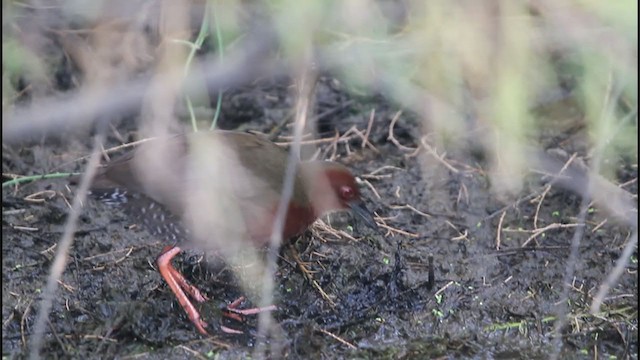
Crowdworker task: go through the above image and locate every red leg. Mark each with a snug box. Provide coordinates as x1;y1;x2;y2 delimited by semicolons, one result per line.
166;265;209;303
157;246;208;335
221;325;244;334
159;246;208;303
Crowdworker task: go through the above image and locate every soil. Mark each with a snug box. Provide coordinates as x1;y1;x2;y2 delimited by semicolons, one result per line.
2;77;638;359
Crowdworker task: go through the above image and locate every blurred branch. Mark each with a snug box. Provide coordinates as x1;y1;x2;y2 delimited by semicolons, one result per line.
2;31;280;143
591;230;638;314
535;148;637;229
28;132;105;360
254;49;318;360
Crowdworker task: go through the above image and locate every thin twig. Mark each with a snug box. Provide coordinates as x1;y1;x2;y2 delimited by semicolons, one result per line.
456;182;469;206
313;220;359;243
591;231;638;314
521;223;580;248
389;204;432;218
289;247;336;307
275;135;356;146
434;281;455;297
419;136;459;173
532;185;552;229
378;223;419;238
387;111;416;152
348;125;379;153
362;108;375;149
316;328;357;350
54;137;156;172
359;178;381;199
496;211;506;250
24;190;57;203
590;219;608;233
176;345;208;360
21;299;34;349
365;165;403;176
534;153;578;229
328;130;340;161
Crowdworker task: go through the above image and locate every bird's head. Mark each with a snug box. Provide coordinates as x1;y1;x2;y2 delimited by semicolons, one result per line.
304;161;378;231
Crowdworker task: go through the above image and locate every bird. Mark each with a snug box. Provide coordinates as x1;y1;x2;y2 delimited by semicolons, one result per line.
80;130;378;335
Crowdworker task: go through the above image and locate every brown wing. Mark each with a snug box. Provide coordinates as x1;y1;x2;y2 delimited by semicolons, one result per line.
91;150;140;190
217;131;309;206
90;130;308;219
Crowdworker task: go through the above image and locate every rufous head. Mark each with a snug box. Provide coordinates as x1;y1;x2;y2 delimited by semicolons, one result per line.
303;161;378;230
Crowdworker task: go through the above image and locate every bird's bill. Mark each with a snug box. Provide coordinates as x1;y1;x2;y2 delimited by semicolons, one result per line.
348;200;379;231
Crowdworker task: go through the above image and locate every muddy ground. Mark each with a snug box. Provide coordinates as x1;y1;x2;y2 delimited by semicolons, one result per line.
2;72;638;359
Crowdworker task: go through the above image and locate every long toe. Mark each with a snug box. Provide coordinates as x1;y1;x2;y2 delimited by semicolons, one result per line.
157;246;209;335
223;296;277;323
168;266;209;303
193;317;209;335
220;325;244;334
225;304;278;316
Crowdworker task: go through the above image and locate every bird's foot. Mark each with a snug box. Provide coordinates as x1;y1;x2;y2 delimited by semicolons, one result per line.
157;246;209;335
167;265;209;303
220;296;277;333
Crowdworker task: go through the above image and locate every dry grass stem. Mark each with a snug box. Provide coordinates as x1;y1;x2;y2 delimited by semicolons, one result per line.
419;136;459;173
360;178;381;199
387;111;416;152
316;328;357;350
521;223;581;248
24;190;57;203
389;204;432;219
496;211;507;250
289;247;336;308
362;109;375;150
434;281;455;297
378;223;419;238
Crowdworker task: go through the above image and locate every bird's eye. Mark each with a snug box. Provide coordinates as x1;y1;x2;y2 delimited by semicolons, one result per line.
339;186;355;200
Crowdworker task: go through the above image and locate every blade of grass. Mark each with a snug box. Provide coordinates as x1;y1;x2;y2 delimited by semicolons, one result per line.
209;0;224;131
182;1;211;132
2;172;82;188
